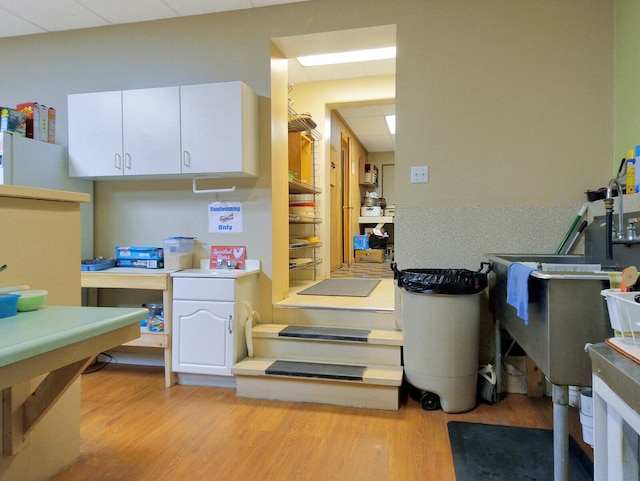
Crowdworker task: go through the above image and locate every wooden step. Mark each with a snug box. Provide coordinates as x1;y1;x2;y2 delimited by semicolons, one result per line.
253;324;402;344
232;357;403;410
272;305;398;330
249;324;403;365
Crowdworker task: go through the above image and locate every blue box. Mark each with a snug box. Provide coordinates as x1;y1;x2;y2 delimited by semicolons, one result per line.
115;246;163;261
354;235;369;250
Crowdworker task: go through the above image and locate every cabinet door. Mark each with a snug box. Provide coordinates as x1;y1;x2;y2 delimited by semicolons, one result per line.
122;86;182;176
172;300;234;376
180;82;258;176
68;90;124;177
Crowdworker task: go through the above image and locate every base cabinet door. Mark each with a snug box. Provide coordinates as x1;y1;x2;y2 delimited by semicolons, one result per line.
172;300;234;376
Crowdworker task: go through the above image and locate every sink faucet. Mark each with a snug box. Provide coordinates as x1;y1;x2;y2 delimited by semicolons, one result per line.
604;178;625;259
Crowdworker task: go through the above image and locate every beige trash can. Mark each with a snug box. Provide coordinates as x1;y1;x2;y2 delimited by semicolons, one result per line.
393;264;488;413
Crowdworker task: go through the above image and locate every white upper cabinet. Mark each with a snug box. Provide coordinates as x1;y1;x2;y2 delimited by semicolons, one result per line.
68;81;258;179
122;86;181;176
180;82;258;177
68;90;124;177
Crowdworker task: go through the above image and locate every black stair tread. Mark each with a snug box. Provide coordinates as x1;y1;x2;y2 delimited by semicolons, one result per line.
278;325;370;342
265;360;366;381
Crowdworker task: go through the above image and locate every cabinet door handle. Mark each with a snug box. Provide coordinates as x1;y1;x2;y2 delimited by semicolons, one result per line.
228;315;233;334
115;153;122;170
124;153;132;170
183;151;191;168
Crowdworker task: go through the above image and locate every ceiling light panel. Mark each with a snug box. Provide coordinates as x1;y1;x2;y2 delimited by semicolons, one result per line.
297;46;396;67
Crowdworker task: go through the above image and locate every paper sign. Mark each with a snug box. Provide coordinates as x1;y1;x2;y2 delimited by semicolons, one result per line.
209;202;243;233
209;246;246;269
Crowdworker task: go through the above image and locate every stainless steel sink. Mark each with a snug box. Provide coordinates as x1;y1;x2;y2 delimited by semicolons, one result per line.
486;253;613;387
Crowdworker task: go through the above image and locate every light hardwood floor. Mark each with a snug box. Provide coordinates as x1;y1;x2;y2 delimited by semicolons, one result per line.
51;364;592;481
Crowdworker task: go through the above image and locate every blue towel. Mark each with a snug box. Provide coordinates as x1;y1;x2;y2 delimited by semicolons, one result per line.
507;262;537;324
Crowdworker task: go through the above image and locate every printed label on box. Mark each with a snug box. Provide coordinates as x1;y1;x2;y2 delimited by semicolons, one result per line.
209;246;246;269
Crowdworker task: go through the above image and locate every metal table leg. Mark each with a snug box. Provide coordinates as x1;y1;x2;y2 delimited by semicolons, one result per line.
552;384;569;481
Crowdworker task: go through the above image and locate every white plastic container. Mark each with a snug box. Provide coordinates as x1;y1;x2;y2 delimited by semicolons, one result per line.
290;202;315;218
580;388;593;447
163;237;195;270
361;206;381;216
601;289;640;343
580;388;593;416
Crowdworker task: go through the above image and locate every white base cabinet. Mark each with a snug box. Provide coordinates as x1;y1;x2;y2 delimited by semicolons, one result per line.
171;268;259;382
172;300;235;376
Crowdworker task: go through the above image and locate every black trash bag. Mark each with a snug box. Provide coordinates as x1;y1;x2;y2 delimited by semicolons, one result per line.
368;233;388;250
391;262;491;295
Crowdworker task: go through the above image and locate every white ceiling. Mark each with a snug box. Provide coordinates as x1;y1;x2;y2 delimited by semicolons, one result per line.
0;0;396;152
0;0;309;37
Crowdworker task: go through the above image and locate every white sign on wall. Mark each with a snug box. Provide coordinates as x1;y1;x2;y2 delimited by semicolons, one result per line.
208;202;243;233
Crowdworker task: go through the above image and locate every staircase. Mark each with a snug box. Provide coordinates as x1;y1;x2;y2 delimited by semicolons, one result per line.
232;280;403;410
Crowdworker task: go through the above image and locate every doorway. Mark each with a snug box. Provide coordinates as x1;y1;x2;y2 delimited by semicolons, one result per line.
271;25;396;290
341;134;351;268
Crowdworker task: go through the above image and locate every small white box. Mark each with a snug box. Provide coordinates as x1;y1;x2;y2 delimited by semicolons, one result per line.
502;355;527;394
361;206;381;216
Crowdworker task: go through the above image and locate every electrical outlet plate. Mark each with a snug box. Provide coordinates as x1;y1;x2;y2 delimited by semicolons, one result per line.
411;166;428;183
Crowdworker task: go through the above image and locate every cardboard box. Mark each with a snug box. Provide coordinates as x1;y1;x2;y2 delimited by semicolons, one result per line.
16;102;40;139
116;258;164;269
47;107;56;144
353;234;369;250
38;104;48;142
0;107;26;136
355;249;384;263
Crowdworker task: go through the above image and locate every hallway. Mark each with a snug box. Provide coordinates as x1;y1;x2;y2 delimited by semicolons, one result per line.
330;259;394;279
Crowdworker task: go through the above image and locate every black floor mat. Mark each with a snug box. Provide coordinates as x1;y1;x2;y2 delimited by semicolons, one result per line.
265;360;366;381
279;325;370;342
448;421;593;481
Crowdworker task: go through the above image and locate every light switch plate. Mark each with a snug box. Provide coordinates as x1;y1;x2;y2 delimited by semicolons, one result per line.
411;166;428;183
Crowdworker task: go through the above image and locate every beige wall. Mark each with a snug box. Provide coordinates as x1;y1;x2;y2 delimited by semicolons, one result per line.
0;0;614;308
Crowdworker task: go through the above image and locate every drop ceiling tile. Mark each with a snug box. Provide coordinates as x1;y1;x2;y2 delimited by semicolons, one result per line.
346;117;390;136
164;0;253;16
78;0;179;23
0;0;108;32
251;0;308;6
360;135;394;153
0;7;47;37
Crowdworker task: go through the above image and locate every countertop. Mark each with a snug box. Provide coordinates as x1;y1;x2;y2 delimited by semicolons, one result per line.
589;342;640;414
171;259;261;279
0;184;90;203
0;305;148;368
